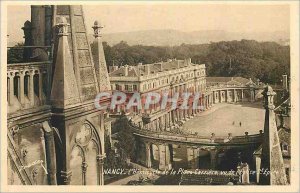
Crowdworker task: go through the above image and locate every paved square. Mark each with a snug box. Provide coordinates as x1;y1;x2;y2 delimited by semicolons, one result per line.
182;103;265;137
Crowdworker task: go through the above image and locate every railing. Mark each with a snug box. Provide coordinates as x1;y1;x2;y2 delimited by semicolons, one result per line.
7;61;51;114
7;132;33;185
130;123;263;145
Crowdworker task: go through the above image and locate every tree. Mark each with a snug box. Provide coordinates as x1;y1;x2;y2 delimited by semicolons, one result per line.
115;113;136;161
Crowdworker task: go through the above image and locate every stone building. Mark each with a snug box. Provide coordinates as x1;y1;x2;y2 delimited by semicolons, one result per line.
109;58;206;114
7;5;111;185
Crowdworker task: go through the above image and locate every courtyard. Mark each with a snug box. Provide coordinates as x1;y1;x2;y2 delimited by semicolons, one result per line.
182;102;265;137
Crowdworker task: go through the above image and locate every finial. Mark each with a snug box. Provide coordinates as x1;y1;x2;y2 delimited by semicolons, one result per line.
56;17;70;36
92;20;104;38
262;85;276;109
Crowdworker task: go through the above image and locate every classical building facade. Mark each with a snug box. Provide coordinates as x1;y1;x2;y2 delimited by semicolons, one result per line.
109;60;290;185
109;59;206;114
7;5;111;185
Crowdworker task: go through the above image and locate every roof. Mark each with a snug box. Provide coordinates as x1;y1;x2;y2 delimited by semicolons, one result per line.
109;65;139;77
109;59;195;77
206;77;253;86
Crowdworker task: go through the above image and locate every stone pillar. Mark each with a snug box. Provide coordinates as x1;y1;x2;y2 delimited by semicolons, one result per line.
39;71;43;103
9;75;14;105
187;147;199;169
29;71;35;106
158;144;171;170
250;89;255;102
81;161;88;185
241;89;244;100
44;5;52;47
145;143;152;168
226;90;229;102
19;73;25;105
164;114;167;130
234;89;237;102
96;155;105;185
165;144;172;170
41;122;58;185
255;155;261;183
210;149;218;170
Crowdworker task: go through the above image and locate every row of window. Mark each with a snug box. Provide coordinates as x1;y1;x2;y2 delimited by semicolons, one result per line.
114;84;138;92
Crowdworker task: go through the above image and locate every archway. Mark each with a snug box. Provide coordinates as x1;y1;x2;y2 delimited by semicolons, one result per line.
69;121;103;185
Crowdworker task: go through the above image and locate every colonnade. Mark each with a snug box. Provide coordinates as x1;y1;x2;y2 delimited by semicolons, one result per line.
7;64;50;113
142;141;219;171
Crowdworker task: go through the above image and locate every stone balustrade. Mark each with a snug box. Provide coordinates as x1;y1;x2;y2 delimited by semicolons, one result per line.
7;61;51;114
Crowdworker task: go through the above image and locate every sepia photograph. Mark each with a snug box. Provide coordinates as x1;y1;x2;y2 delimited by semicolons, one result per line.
1;1;299;192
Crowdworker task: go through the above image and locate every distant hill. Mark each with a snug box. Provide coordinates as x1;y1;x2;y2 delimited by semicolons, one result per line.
88;29;289;46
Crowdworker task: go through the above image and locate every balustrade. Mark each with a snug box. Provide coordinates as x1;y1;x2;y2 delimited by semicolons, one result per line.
7;62;51;113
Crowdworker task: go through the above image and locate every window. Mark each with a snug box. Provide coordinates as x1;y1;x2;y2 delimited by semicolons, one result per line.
128;85;133;92
133;85;138;91
115;84;121;91
125;85;129;91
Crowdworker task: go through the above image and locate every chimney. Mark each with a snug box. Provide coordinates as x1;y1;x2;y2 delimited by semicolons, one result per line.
124;65;129;76
145;65;150;75
282;75;288;90
160;63;163;71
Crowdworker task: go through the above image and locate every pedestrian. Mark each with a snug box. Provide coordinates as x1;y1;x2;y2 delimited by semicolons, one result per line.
232;121;235;125
239;122;242;127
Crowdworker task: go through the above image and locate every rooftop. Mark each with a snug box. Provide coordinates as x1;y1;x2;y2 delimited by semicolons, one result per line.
109;58;203;77
206;77;253;86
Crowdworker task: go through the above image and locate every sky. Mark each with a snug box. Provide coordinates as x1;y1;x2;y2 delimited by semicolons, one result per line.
7;4;290;43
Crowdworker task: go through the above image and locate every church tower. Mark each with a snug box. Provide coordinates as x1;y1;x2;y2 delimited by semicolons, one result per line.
28;5;111;185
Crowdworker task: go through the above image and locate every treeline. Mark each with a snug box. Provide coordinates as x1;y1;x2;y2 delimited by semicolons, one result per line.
94;40;289;84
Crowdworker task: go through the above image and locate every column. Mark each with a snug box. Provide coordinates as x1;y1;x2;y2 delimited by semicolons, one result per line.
212;91;215;104
234;89;237;102
165;144;172;170
29;71;35;106
158;144;166;170
20;73;25;104
39;71;43;103
226;90;229;102
164;114;167;130
9;75;14;105
241;89;244;100
81;161;88;185
187;147;199;169
210;149;218;170
96;155;104;185
145;143;152;168
43;123;57;185
158;144;171;170
219;90;221;103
